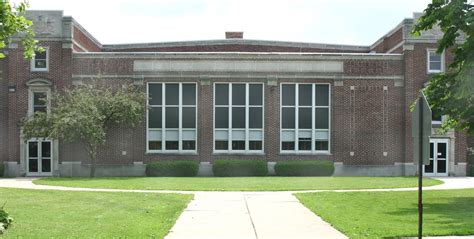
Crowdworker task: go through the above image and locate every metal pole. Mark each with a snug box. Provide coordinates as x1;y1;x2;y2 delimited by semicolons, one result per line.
418;96;423;239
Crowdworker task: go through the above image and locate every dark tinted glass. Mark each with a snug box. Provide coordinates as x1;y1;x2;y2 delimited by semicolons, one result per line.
232;141;245;150
249;107;262;129
149;141;162;150
165;107;179;128
249;84;263;105
28;142;38;157
28;158;38;172
298;108;312;129
182;84;196;105
282;141;295;150
182;107;196;128
298;85;312;106
282;108;295;129
148;107;162;128
149;84;162;105
215;107;229;128
425;159;434;172
215;141;228;150
215;84;229;105
232;107;245;128
41;141;51;158
315;141;329;150
315;85;329;106
298;140;311;150
34;92;47;106
42;158;51;172
430;143;434;158
165;141;179;150
437;160;446;173
282;85;295;106
165;84;179;105
183;141;196;150
315;108;329;129
35;51;47;60
437;143;446;158
232;84;246;105
249;141;262;150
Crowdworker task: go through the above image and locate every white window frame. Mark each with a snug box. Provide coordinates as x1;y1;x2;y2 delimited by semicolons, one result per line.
213;82;265;154
30;47;49;72
427;48;444;73
146;82;198;154
28;88;51;115
280;83;331;155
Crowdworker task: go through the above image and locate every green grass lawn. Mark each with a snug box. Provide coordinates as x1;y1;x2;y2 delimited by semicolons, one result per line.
34;177;442;191
296;189;474;238
0;188;192;238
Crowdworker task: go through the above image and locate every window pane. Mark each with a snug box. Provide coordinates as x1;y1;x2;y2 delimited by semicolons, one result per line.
215;84;229;105
249;141;262;150
149;84;162;105
35;60;47;69
149;141;162;150
28;158;38;172
182;107;196;128
232;107;245;128
298;85;312;106
215;107;229;128
215;141;228;150
429;62;441;71
232;84;246;105
249;107;262;129
430;143;434;158
437;143;447;158
315;108;329;129
315;141;329;150
429;53;441;62
249;84;263;105
232;141;245;150
165;84;179;105
315;85;329;106
282;141;295;150
282;108;295;129
182;84;196;105
165;107;179;128
165;141;179;150
35;51;46;60
437;160;446;173
28;142;38;157
183;140;196;150
298;140;312;150
34;92;47;106
298;108;312;129
148;107;162;128
34;106;47;113
432;110;442;121
41;142;51;158
42;158;51;172
282;85;295;106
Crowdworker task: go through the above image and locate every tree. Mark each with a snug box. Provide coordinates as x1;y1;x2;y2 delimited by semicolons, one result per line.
412;0;474;135
0;0;39;59
21;83;148;177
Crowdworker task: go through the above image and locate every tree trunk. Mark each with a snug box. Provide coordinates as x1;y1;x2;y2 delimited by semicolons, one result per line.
90;152;96;178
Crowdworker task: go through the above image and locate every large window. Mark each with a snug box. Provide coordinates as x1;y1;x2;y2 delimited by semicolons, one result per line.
214;83;264;153
147;83;197;153
31;48;49;72
281;83;330;153
28;89;49;115
427;49;444;73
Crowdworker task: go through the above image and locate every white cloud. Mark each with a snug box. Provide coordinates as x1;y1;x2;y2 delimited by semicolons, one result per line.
23;0;432;45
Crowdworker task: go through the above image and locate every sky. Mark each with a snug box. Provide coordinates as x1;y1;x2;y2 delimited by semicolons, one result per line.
23;0;432;46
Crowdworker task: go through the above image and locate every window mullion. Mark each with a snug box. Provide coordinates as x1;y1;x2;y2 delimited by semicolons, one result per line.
228;84;232;152
295;84;299;153
178;83;183;152
161;83;165;152
311;84;315;153
245;84;249;153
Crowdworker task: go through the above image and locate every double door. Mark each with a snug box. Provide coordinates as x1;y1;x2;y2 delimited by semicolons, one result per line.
27;139;52;176
423;139;449;177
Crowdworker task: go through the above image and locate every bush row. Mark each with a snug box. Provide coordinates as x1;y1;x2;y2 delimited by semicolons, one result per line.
0;164;3;178
469;164;474;177
145;160;334;177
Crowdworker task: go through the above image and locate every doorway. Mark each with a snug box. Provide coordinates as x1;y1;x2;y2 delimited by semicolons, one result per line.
27;139;53;176
423;138;449;177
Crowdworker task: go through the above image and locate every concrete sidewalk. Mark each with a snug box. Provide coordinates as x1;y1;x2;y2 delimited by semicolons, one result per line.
165;192;347;239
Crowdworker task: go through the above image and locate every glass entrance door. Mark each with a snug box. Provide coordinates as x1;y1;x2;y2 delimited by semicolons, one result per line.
27;140;52;176
423;139;449;177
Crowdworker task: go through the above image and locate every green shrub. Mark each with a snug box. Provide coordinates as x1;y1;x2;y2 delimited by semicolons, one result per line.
0;164;3;178
469;164;474;176
146;160;199;177
0;204;13;235
213;160;268;177
274;160;334;176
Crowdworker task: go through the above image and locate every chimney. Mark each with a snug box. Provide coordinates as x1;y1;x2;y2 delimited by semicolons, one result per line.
225;31;243;39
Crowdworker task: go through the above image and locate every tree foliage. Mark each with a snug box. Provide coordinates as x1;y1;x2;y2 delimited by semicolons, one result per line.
412;0;474;134
0;0;39;59
21;83;148;177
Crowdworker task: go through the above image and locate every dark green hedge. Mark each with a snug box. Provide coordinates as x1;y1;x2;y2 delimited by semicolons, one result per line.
274;160;334;176
212;160;268;177
469;164;474;177
0;163;3;177
146;160;199;177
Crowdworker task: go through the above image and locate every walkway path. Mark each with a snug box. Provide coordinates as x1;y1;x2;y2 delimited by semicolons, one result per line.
1;177;473;239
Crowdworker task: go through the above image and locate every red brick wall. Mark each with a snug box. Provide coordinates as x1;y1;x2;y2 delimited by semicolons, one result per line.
371;28;403;53
73;26;101;52
0;60;8;162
